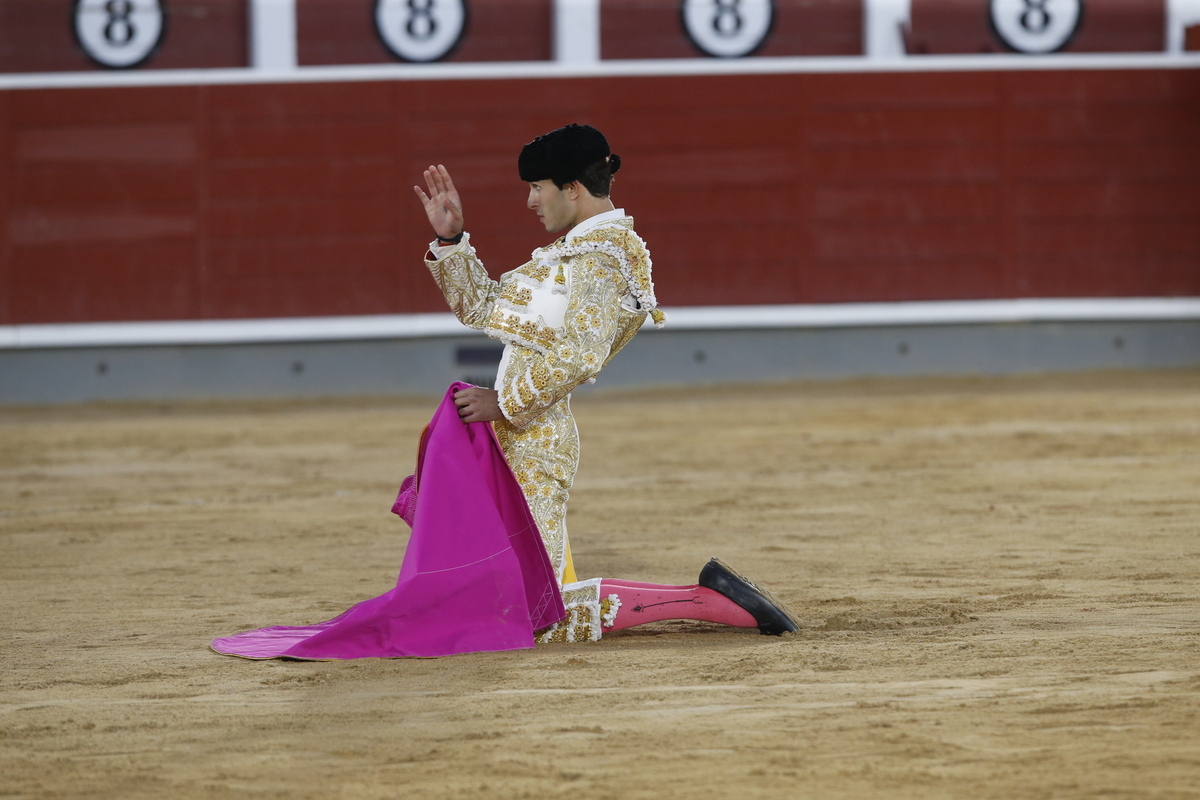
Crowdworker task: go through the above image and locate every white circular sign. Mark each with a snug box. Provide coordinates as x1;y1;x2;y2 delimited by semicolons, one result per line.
73;0;165;69
990;0;1082;54
682;0;774;58
375;0;467;63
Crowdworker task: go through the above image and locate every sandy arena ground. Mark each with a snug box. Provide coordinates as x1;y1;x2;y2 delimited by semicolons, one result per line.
2;370;1199;799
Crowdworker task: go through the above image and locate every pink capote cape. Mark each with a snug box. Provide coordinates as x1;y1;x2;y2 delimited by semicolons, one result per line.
210;383;566;659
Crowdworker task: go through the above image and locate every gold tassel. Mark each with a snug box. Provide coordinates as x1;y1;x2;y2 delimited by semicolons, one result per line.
553;264;567;294
650;308;666;328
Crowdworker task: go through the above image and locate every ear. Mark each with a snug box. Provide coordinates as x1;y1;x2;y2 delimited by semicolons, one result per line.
565;181;582;201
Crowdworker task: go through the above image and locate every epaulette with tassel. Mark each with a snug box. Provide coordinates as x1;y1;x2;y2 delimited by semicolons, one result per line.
537;224;666;328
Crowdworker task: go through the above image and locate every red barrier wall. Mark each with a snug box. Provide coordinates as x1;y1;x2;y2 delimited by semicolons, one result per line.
1;69;1198;325
908;0;1165;54
297;0;552;64
0;0;248;72
601;0;862;59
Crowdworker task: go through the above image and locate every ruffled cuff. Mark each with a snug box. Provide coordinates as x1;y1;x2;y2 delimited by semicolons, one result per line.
426;231;471;261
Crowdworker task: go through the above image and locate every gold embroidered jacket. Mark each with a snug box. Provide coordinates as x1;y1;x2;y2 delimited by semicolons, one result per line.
426;218;655;430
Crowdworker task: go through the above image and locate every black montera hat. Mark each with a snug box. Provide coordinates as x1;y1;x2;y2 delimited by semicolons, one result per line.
518;123;620;185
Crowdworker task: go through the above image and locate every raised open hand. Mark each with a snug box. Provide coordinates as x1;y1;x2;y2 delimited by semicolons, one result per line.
413;164;464;241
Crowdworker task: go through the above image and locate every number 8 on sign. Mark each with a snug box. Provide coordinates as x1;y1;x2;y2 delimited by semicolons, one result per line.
73;0;165;69
989;0;1082;54
375;0;467;62
682;0;774;58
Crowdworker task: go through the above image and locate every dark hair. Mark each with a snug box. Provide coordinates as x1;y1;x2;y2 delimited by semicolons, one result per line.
561;154;622;197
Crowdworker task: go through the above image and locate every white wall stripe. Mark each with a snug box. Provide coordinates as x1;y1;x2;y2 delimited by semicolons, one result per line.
1;52;1198;92
658;298;1200;330
1169;0;1200;53
553;0;601;64
864;0;911;60
5;298;1199;350
249;0;298;71
0;313;464;349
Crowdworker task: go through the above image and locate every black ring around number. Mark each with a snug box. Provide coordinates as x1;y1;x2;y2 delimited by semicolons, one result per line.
987;0;1084;54
70;0;168;70
372;0;470;63
679;0;776;59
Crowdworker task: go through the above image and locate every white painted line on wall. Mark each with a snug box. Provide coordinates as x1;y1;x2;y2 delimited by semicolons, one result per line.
4;298;1199;350
554;0;601;64
249;0;298;71
864;0;911;60
3;313;467;349
1;52;1198;91
1168;0;1200;53
655;298;1200;331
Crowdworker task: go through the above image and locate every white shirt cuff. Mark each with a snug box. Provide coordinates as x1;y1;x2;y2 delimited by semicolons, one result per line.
428;231;469;259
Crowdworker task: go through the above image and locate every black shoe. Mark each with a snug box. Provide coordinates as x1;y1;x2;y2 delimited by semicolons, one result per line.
699;558;798;636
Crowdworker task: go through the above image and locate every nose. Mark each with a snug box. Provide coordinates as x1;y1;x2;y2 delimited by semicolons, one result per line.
526;188;537;210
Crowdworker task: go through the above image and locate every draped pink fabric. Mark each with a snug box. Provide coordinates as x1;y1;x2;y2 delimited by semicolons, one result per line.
211;383;566;659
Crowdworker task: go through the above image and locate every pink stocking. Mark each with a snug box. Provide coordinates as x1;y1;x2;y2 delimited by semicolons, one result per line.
599;579;756;632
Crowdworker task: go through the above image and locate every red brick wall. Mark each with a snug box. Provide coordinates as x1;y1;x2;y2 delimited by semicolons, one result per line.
0;0;248;72
297;0;552;65
907;0;1165;54
1186;24;1200;50
2;68;1198;325
0;90;9;324
601;0;862;59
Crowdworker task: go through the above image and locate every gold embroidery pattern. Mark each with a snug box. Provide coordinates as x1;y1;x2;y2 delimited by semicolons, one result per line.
496;281;535;311
529;359;551;391
493;401;578;584
497;251;639;431
498;284;533;308
425;240;499;330
535;580;602;644
520;258;553;283
605;314;644;368
543;222;664;327
485;310;558;354
600;595;621;628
